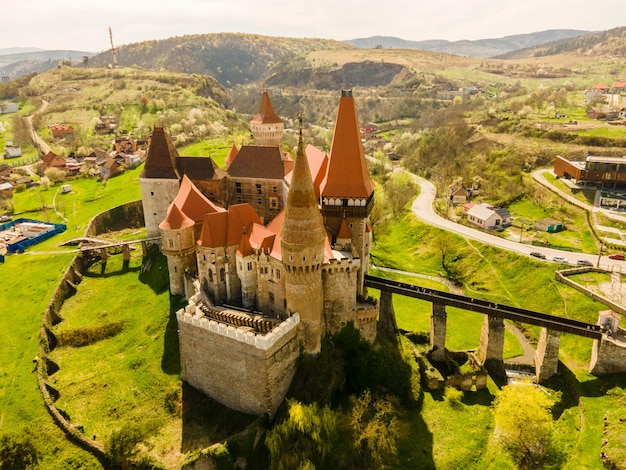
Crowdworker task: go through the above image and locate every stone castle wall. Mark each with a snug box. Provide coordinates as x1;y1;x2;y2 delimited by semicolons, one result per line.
589;331;626;375
177;307;300;416
84;200;144;238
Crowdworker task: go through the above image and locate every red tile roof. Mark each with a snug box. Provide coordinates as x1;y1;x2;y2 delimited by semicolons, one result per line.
172;175;224;223
197;203;261;248
337;218;351;239
321;90;375;199
250;91;283;124
159;202;194;230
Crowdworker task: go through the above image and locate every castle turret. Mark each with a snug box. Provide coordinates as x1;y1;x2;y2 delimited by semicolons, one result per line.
250;91;284;149
281;118;326;354
320;90;375;294
140;127;181;238
159;203;196;296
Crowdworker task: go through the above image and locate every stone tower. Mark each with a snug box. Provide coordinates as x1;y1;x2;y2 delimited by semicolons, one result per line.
159;203;196;296
139;127;181;238
250;91;284;149
281;118;326;354
320;89;375;295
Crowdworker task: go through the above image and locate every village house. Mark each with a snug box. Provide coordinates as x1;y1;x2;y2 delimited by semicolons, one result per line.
0;182;14;198
49;124;75;140
0;103;19;114
4;141;22;159
99;158;122;179
466;204;510;230
449;183;470;205
41;151;67;170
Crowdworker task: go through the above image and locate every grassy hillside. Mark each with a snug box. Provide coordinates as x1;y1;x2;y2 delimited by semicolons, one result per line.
89;33;353;88
22;66;244;155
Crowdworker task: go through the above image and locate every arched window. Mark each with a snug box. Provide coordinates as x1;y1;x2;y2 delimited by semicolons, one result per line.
220;268;225;283
208;269;213;283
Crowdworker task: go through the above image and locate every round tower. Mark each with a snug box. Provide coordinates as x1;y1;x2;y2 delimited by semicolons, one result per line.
250;91;284;149
281;117;326;354
159;204;196;295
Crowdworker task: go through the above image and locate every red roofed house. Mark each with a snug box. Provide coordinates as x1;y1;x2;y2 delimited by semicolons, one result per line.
49;124;75;140
41;151;67;169
141;90;379;416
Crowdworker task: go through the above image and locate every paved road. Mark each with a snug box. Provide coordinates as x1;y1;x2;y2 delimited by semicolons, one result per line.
409;175;618;270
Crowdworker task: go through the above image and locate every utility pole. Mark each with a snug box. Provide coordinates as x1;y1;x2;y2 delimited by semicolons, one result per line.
109;27;118;68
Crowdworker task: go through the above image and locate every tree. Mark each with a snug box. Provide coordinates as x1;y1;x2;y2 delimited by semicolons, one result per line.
44;167;66;183
0;432;38;470
349;389;400;467
265;399;338;470
492;383;558;469
106;423;147;470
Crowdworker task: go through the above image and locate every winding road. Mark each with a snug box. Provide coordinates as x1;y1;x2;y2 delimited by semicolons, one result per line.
410;175;618;270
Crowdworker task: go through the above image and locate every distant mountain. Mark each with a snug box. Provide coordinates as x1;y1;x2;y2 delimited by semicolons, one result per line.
0;50;96;79
347;29;593;58
0;47;45;56
497;26;626;59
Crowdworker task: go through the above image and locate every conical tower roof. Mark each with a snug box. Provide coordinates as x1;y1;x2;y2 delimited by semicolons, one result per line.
141;126;179;179
250;91;282;124
281;119;326;247
321;90;374;199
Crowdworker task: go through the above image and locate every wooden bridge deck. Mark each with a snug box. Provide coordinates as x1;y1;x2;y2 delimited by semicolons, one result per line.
364;274;602;339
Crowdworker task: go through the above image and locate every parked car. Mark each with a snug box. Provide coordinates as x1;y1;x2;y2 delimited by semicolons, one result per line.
576;259;593;266
609;253;625;261
0;215;11;223
553;256;569;264
530;251;546;259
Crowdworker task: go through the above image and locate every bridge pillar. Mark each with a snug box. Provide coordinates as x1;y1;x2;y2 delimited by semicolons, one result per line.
122;244;131;262
535;328;560;382
100;248;108;263
141;240;148;257
378;291;398;335
430;303;447;362
479;316;506;378
590;333;626;375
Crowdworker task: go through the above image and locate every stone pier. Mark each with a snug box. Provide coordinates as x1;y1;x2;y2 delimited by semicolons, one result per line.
479;315;505;378
430;303;447;362
535;328;560;382
378;291;398;335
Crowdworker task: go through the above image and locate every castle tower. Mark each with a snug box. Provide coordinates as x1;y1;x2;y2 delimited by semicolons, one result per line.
159;203;196;296
250;91;284;149
320;90;375;295
139;127;181;238
281;117;326;354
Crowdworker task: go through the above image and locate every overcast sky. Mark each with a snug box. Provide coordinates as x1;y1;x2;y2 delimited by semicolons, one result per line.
2;0;624;52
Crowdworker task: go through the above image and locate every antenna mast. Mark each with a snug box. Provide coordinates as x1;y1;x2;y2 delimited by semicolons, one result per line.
108;27;118;67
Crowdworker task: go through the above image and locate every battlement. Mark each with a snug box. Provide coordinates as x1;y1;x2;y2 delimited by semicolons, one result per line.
176;304;300;352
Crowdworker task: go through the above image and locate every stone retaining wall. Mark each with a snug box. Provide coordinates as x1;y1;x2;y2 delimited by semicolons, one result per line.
36;202;144;464
556;267;626;316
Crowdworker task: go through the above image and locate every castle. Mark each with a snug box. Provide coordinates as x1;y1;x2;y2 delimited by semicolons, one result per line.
140;90;379;415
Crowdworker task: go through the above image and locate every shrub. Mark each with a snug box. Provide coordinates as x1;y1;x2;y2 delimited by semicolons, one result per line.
444;387;464;407
0;432;38;470
44;167;66;183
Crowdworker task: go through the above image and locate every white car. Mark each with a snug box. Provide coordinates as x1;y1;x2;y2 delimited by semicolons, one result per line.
553;256;569;264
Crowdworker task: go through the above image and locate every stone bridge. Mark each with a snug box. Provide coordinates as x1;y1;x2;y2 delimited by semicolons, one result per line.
364;274;617;382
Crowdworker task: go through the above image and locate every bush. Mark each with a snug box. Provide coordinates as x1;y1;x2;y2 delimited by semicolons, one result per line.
0;432;38;470
44;167;66;183
444;387;464;407
106;423;147;469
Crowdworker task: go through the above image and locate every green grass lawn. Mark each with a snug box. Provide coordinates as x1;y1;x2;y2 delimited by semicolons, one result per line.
177;134;247;169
